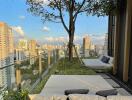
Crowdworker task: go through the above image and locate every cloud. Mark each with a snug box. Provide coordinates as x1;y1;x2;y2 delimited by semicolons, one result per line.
71;34;106;45
44;37;54;41
42;26;50;32
42;35;82;44
74;35;82;41
42;36;68;45
12;26;25;36
41;33;106;45
19;16;26;20
90;34;106;45
44;36;67;42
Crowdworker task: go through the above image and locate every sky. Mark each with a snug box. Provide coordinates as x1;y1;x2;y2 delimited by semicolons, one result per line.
0;0;108;45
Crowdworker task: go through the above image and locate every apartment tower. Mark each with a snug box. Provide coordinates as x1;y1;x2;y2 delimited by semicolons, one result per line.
0;22;15;89
28;40;37;56
83;36;92;57
28;40;37;65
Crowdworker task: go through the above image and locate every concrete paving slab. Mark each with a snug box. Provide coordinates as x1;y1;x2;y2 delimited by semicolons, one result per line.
105;79;120;88
97;73;111;79
116;88;131;96
40;75;113;96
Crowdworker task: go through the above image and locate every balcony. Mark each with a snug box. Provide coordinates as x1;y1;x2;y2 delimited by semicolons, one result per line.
0;0;132;99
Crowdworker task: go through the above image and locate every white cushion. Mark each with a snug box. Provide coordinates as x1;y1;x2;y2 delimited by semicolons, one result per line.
107;96;132;100
53;95;67;100
109;57;113;64
68;94;106;100
29;94;67;100
29;94;53;100
82;59;112;69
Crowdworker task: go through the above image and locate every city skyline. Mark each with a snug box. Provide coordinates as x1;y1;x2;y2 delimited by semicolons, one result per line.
0;0;108;45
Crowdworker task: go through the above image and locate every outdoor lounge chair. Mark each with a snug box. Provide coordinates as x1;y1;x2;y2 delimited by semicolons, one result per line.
82;55;113;70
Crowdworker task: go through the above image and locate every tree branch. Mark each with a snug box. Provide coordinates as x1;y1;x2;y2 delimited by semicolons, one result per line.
73;0;86;20
62;0;70;12
54;0;69;34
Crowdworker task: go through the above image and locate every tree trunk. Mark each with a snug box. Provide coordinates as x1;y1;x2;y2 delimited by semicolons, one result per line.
68;5;75;61
68;34;74;61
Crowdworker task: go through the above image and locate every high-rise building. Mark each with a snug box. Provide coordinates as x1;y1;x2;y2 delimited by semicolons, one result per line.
83;36;91;50
83;35;92;57
95;45;104;56
90;44;95;50
28;40;37;56
28;40;37;65
15;39;29;62
15;48;29;62
0;22;15;89
18;39;28;50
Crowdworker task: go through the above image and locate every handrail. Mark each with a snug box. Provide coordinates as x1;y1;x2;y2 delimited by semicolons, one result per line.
0;64;14;70
0;49;58;94
0;52;47;70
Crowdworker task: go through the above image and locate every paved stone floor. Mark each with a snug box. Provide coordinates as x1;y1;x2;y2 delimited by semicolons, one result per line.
40;75;113;96
40;74;132;96
98;73;132;96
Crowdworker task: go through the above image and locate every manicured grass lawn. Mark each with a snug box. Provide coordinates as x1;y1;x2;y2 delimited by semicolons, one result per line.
31;58;96;94
56;58;96;75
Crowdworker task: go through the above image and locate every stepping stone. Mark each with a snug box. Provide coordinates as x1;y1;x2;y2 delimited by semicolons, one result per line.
116;88;132;96
105;79;120;88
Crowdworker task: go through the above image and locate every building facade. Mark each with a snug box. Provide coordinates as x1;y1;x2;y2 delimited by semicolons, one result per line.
18;39;28;50
28;40;37;65
0;22;15;89
28;40;37;57
83;36;92;57
15;48;29;62
14;39;29;62
83;36;91;50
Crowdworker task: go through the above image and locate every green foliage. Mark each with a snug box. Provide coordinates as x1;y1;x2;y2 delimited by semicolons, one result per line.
26;0;117;22
15;60;30;69
3;89;29;100
21;60;30;66
92;0;118;16
31;75;50;94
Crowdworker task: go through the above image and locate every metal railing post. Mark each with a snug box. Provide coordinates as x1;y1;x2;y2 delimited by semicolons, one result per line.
16;68;21;91
48;50;51;68
39;54;42;75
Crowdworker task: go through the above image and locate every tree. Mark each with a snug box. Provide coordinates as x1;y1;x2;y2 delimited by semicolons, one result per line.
26;0;116;61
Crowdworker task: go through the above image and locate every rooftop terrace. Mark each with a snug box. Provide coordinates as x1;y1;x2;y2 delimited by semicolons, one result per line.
0;50;132;100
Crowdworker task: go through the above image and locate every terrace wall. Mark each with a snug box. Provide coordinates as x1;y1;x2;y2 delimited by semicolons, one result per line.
116;0;126;80
108;0;132;87
128;15;132;87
